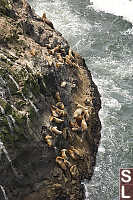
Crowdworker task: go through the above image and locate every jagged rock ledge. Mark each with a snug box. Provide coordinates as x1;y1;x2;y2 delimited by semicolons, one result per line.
0;0;101;199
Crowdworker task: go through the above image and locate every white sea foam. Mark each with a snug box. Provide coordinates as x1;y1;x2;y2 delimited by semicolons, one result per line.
8;74;19;90
81;181;90;199
0;185;8;200
29;100;39;113
91;0;133;24
6;115;16;134
98;146;105;153
0;105;5;115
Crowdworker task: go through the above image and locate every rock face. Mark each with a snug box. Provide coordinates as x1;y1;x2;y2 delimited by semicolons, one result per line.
0;0;101;199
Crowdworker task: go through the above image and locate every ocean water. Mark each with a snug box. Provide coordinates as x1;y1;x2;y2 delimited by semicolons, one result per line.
28;0;133;199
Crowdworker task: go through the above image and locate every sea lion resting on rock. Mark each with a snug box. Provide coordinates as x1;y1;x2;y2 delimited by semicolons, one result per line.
55;92;61;102
56;156;71;170
61;149;67;159
45;135;53;147
50;126;62;135
50;116;64;124
70;165;79;177
56;102;64;110
51;105;67;117
42;13;54;29
56;156;67;170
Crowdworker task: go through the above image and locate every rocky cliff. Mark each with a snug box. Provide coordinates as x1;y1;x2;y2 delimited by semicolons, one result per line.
0;0;101;199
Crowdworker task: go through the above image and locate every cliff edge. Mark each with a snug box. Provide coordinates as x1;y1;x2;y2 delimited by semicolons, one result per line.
0;0;101;199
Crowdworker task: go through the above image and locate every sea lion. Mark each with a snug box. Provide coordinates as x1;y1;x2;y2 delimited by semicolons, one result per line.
49;45;61;55
81;117;88;131
73;51;81;59
45;135;52;140
51;105;57;110
56;108;67;117
84;110;90;121
76;103;88;111
51;105;67;117
50;126;62;135
42;13;47;21
64;159;72;168
49;115;54;122
71;146;83;157
73;108;84;125
73;108;84;119
61;149;67;159
71;127;81;132
70;120;82;132
45;135;52;147
69;120;80;129
68;149;77;160
70;165;79;177
56;156;67;170
68;48;74;59
45;55;53;66
58;109;67;117
55;92;61;102
56;53;64;63
50;116;64;124
56;62;63;68
30;48;36;56
65;55;73;66
42;13;54;29
51;107;59;117
72;62;79;69
53;45;61;53
56;102;64;110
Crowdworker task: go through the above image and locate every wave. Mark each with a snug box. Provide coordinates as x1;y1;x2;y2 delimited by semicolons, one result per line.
91;0;133;24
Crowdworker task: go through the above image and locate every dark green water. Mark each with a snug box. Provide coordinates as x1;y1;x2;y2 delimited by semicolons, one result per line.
28;1;133;199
